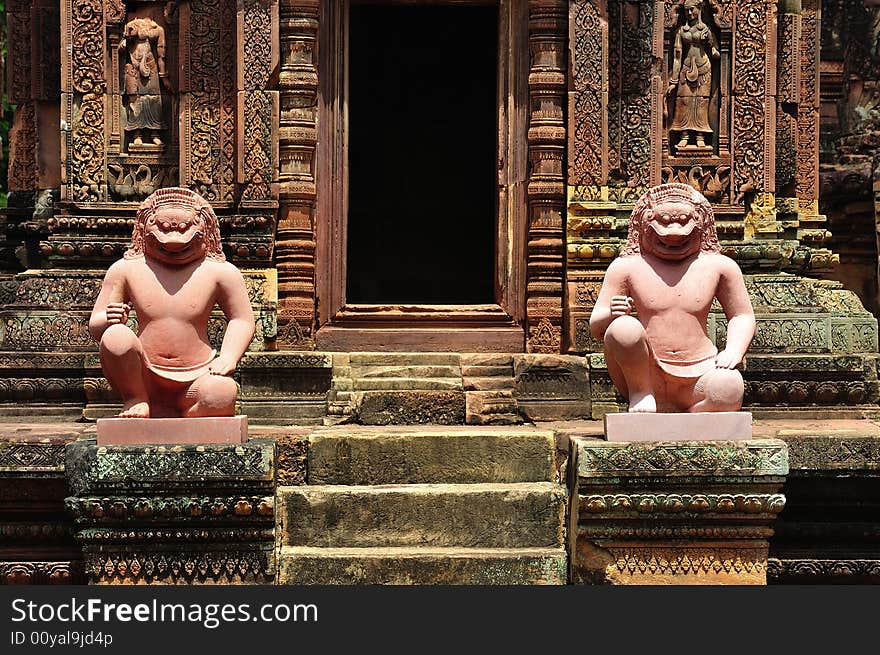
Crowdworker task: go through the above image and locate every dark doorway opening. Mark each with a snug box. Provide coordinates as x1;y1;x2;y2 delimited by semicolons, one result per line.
346;4;498;304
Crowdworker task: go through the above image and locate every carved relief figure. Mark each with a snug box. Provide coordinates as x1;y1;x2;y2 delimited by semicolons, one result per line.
119;17;170;150
589;184;755;413
666;0;720;151
89;188;255;418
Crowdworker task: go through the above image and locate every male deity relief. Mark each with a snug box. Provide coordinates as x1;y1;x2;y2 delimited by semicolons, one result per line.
589;184;755;413
89;188;255;418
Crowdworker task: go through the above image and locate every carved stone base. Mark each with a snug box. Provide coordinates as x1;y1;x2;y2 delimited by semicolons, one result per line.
604;412;752;441
66;438;275;585
96;416;248;445
570;438;788;585
124;142;165;155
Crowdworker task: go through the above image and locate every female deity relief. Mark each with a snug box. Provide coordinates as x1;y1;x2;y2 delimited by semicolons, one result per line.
119;17;171;151
666;0;720;152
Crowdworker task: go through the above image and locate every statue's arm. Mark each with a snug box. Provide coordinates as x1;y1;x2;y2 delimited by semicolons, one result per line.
211;265;256;376
589;258;631;342
715;257;756;368
88;260;131;342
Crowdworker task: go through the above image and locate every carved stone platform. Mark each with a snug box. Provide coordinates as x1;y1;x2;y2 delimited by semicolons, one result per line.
570;438;788;585
66;438;276;585
604;412;752;441
96;416;248;445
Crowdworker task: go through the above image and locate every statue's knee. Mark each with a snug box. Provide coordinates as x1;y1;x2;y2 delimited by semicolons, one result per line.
193;376;238;414
100;324;139;358
604;315;646;352
703;368;744;409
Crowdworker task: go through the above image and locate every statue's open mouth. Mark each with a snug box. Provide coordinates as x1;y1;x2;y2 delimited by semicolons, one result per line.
146;230;204;260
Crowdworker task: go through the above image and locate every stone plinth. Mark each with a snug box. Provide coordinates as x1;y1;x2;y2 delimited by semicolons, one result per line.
769;429;880;584
0;424;86;584
604;412;752;441
570;438;788;585
96;416;248;445
65;438;275;585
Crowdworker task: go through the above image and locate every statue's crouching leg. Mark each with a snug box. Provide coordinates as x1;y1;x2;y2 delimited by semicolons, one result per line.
689;368;744;412
604;315;656;413
100;324;150;418
183;375;238;418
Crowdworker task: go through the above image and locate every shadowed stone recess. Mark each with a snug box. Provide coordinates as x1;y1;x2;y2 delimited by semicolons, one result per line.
357;391;466;425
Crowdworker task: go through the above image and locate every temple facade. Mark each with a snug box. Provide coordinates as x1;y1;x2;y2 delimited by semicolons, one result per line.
1;0;879;586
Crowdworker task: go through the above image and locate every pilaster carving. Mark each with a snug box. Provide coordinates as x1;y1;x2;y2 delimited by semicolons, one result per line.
568;0;607;189
238;0;280;206
275;0;319;348
796;0;820;215
180;0;235;204
732;0;776;198
526;0;567;353
62;0;106;203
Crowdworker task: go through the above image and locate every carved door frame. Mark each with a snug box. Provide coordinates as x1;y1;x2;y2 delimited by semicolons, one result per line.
314;0;530;352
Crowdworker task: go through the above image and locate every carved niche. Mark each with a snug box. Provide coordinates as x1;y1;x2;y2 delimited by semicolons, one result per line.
55;0;279;269
662;0;731;204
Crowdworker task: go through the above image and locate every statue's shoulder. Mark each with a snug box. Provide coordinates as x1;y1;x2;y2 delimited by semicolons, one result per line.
106;256;141;276
205;258;247;281
701;252;743;275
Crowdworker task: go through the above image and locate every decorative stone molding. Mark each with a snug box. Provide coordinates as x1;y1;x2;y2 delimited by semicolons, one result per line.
571;438;788;584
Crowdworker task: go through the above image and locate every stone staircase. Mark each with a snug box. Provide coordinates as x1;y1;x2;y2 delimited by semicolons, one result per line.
277;426;568;584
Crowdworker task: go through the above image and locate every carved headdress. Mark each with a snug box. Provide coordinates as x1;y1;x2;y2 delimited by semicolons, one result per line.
125;187;225;261
622;183;720;256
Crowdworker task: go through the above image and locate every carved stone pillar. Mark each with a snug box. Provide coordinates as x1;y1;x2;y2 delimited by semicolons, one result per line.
526;0;567;353
275;0;319;348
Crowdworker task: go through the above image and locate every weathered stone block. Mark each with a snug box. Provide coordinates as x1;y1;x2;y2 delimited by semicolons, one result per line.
353;378;462;391
238;352;332;423
464;377;514;391
273;430;311;486
465;391;521;425
357;391;466;425
460;354;514;367
514;354;590;420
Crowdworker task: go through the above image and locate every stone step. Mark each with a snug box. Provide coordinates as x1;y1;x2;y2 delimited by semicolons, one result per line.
308;426;556;484
352;377;462;391
278;482;566;549
352;365;462;379
349;353;460;366
277;546;567;585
